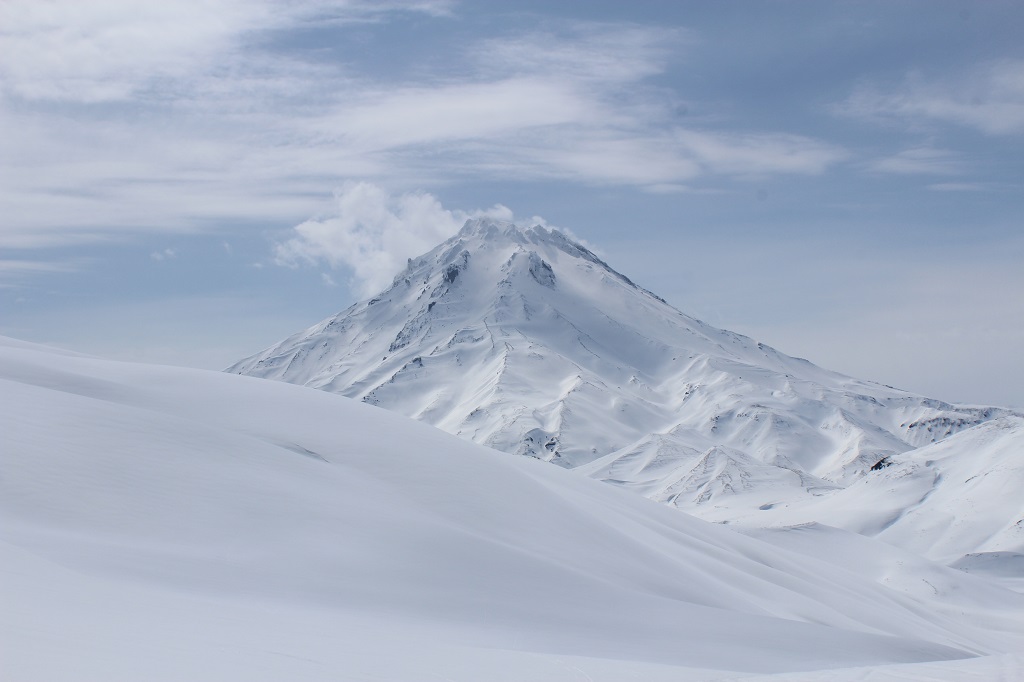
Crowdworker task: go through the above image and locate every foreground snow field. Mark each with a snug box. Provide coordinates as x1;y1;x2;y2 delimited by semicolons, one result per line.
3;336;1024;680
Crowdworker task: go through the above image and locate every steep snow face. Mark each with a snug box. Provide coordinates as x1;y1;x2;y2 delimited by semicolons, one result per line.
10;337;1024;680
230;219;1015;507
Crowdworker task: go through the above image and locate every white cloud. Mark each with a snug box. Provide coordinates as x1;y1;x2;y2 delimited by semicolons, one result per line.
473;24;685;84
393;127;843;188
0;256;75;274
0;0;453;102
674;130;847;176
275;182;518;296
0;259;75;274
0;0;247;102
0;257;81;287
839;60;1024;135
504;131;703;185
0;4;848;253
317;78;595;150
150;248;177;261
927;182;991;192
500;128;844;185
869;147;961;175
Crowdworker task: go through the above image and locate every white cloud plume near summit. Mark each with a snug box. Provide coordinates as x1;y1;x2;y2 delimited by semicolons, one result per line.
275;183;520;296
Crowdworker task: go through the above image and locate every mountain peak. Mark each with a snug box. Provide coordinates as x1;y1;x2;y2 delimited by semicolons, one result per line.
457;217;533;238
447;218;653;298
230;220;1015;513
454;218;568;251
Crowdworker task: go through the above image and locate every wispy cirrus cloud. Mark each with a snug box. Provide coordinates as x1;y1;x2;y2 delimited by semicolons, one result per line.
926;182;992;192
313;78;595;150
150;248;178;262
472;24;686;84
869;147;961;176
0;4;848;253
0;0;250;102
674;130;847;177
0;257;84;288
0;259;79;274
0;0;454;102
838;60;1024;136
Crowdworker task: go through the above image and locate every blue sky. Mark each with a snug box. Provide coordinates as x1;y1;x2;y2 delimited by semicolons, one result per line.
2;0;1022;407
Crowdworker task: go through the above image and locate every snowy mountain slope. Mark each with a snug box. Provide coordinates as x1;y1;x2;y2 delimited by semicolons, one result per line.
5;336;1024;680
716;416;1024;566
230;218;1016;516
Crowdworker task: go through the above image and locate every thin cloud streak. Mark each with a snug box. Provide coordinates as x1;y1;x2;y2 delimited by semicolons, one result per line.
869;148;961;176
0;0;454;102
839;60;1024;136
472;24;687;84
927;182;992;192
0;257;84;288
318;78;596;149
674;131;847;177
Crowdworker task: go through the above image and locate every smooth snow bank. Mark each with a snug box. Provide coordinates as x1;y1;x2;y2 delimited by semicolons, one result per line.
3;336;1023;680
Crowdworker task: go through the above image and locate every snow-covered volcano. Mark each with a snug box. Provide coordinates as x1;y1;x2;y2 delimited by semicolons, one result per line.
230;219;1016;516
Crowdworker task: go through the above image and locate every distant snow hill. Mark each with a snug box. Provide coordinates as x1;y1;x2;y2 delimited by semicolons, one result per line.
231;219;1023;563
4;336;1024;680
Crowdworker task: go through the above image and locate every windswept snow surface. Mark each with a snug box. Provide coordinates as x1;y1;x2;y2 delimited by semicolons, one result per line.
230;219;1020;561
4;336;1024;680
